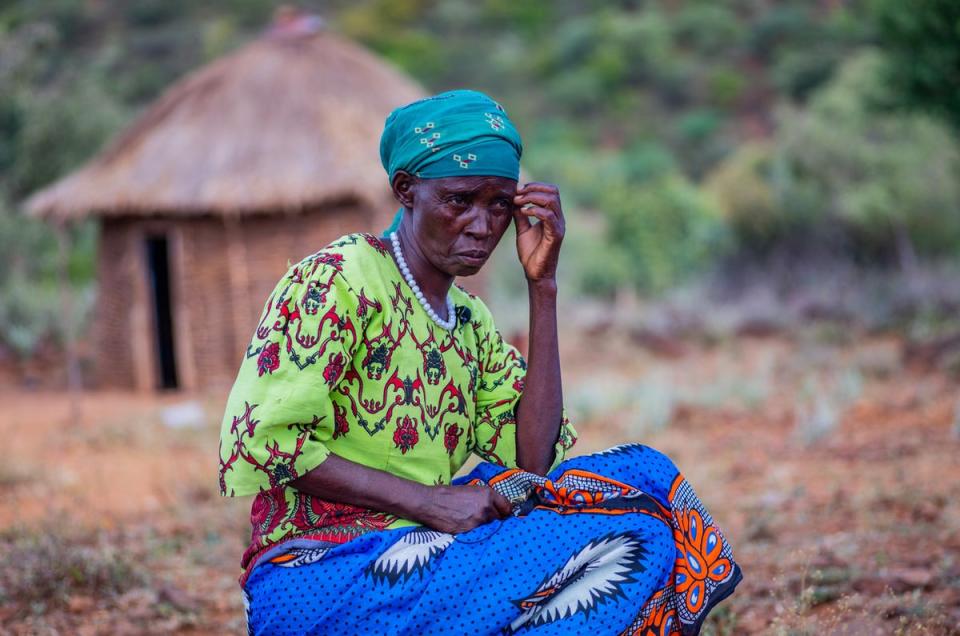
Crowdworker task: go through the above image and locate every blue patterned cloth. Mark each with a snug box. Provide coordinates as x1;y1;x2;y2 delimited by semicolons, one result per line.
242;444;741;635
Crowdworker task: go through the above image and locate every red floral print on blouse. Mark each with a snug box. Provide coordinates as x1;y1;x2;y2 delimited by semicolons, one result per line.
444;423;462;456
323;352;346;385
257;342;281;376
393;416;419;454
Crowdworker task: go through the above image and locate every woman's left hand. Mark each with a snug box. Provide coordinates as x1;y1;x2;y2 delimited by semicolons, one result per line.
513;182;565;282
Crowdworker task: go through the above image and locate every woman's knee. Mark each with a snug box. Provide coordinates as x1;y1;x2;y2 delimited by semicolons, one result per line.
565;443;682;503
620;444;680;501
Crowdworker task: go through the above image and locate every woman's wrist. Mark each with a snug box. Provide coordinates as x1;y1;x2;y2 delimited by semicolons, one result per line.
527;277;558;296
378;479;428;523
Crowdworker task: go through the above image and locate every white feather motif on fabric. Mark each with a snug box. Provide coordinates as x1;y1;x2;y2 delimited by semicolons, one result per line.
509;532;648;632
366;528;454;585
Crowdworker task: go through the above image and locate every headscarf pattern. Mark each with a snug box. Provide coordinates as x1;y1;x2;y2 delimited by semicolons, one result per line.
379;89;524;232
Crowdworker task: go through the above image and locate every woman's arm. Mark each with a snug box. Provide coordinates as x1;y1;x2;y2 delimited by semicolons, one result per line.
289;454;513;534
513;279;562;475
512;182;566;476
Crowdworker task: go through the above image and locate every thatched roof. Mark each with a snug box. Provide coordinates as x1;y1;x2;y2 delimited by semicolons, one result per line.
26;11;424;220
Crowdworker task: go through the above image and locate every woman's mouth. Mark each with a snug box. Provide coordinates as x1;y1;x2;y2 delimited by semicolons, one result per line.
457;250;489;265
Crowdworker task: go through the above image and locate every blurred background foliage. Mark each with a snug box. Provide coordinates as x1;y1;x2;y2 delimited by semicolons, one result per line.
1;0;959;359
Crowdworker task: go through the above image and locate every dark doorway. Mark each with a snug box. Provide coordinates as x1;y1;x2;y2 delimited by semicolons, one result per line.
145;235;178;389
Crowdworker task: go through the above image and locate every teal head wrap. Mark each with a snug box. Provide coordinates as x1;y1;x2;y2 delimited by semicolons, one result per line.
380;89;523;233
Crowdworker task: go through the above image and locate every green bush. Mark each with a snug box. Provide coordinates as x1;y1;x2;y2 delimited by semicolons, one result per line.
0;197;96;358
704;50;960;263
598;172;729;294
777;50;960;260
873;0;960;134
704;142;781;250
522;137;728;297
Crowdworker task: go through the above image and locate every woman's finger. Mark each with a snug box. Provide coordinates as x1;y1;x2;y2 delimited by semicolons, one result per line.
514;192;560;213
518;182;560;195
518;205;561;232
513;206;534;234
518;204;556;223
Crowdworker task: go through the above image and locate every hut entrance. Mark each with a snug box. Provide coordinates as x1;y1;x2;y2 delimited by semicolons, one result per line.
145;235;178;389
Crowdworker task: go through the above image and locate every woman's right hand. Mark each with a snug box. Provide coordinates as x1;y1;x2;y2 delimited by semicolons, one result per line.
416;484;513;534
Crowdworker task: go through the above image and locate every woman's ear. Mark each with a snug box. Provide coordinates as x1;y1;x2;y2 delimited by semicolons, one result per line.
391;171;417;210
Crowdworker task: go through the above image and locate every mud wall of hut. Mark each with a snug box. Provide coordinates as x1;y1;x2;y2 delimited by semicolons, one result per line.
93;204;375;391
93;219;144;390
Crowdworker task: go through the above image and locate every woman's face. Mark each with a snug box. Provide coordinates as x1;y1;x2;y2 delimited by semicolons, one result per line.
392;172;516;277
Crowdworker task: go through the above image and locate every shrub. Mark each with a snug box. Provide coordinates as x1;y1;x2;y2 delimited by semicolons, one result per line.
599;172;730;294
704;50;960;264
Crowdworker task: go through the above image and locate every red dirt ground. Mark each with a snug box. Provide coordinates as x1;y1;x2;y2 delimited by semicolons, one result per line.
1;334;958;635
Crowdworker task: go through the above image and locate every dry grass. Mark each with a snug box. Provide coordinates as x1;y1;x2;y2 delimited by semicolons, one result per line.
0;527;146;611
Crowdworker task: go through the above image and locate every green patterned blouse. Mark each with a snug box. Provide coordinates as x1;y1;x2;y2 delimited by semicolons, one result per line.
218;232;578;571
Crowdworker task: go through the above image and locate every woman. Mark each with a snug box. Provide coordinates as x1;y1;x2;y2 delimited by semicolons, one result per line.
219;90;740;635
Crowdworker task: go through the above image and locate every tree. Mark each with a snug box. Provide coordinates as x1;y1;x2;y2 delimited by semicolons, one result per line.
873;0;960;133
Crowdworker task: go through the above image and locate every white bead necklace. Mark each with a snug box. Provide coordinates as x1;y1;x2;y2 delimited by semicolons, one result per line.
389;231;457;330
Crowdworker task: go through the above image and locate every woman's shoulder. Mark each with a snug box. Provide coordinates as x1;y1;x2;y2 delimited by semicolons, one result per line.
259;232;391;318
290;231;393;287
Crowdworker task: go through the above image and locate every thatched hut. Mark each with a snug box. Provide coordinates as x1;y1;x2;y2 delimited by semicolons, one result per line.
26;11;426;391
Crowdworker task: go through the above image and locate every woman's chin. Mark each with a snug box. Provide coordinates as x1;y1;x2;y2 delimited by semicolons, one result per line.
450;259;485;277
452;269;480;279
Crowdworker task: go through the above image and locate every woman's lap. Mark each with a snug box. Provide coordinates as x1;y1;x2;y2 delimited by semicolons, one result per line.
548;443;682;505
243;444;740;636
246;512;674;635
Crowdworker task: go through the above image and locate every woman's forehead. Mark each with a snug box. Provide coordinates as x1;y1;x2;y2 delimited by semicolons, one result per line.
426;175;517;195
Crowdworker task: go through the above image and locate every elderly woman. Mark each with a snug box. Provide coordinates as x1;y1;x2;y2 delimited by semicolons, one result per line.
219;90;740;635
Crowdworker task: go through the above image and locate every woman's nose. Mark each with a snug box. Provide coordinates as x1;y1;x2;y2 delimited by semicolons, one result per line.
463;207;492;239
